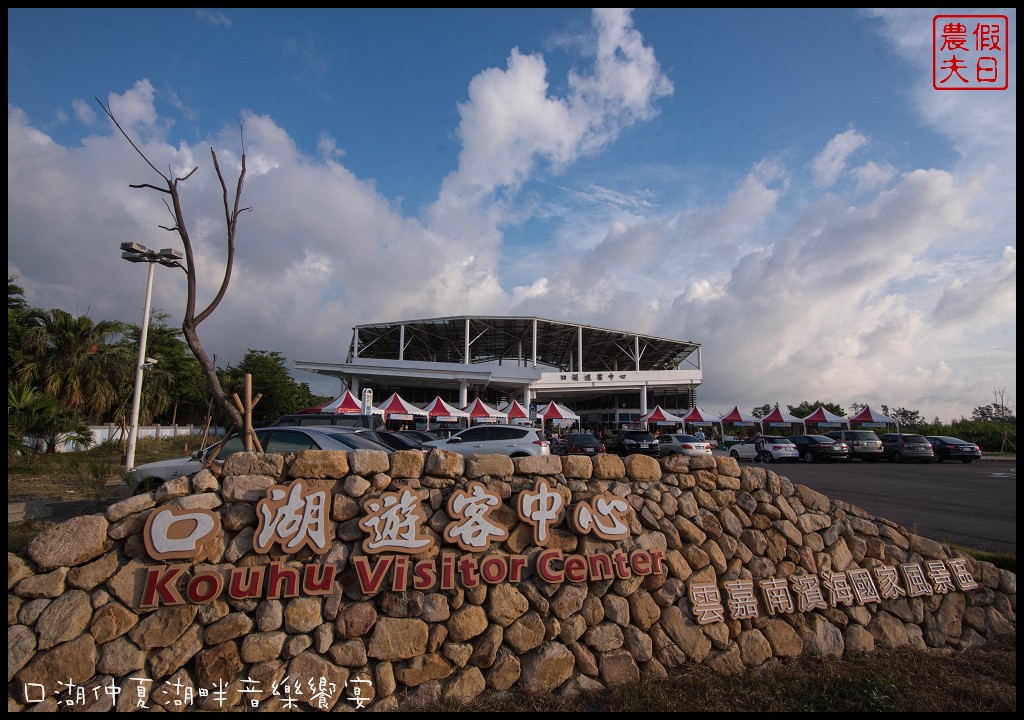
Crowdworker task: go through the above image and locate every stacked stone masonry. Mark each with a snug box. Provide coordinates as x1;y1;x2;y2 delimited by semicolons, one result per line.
7;449;1017;711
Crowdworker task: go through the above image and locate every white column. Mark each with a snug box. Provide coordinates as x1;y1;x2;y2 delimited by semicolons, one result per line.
578;325;583;374
459;380;468;407
399;323;405;361
464;318;471;365
532;319;537;368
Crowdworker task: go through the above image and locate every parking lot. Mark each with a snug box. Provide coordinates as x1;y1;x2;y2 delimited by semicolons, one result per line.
726;452;1016;555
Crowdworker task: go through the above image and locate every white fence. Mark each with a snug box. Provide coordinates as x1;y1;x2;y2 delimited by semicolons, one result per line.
46;424;226;453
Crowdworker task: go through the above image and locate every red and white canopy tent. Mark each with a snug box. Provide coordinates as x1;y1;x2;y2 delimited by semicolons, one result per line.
847;405;899;432
420;396;469;425
799;405;850;431
300;389;381;415
681;406;724;437
760;404;805;435
638;405;684;428
375;393;429;425
719;406;761;441
498;399;531;425
462;398;509;424
535;401;580;428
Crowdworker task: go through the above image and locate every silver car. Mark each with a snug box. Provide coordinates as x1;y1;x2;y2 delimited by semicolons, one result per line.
658;433;713;457
423;424;550;458
127;426;392;494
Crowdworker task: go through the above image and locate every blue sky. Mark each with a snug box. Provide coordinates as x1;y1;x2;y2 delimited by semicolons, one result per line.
7;8;1017;421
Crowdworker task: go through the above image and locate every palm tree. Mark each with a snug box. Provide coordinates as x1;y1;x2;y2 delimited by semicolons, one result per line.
7;382;92;455
17;309;128;421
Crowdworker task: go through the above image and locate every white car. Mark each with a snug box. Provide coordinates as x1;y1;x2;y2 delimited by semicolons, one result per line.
127;426;392;494
658;433;713;457
729;436;799;463
423;424;550;458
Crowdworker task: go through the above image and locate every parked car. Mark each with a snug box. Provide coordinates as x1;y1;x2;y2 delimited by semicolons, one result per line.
422;424;550;457
824;430;884;462
605;430;660;457
925;436;982;463
879;433;935;463
265;413;382;429
658;433;713;457
354;430;430;452
127;426;393;495
552;432;606;456
729;436;799;462
397;429;442;444
787;434;850;463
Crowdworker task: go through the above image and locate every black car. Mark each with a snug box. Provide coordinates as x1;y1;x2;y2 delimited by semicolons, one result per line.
787;434;850;463
608;430;660;457
926;436;983;463
552;433;606;456
397;429;441;444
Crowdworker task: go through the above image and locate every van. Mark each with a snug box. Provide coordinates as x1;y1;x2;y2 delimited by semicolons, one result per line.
824;430;884;461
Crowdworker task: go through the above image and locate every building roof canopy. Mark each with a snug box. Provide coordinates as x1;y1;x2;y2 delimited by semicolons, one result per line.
349;316;699;372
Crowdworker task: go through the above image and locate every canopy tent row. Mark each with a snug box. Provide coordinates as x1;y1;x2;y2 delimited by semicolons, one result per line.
462;398;509;424
799;405;850;430
760;404;805;434
681;406;724;438
719;406;760;426
847;405;900;431
375;392;429;424
638;405;685;426
498;400;531;425
299;389;382;415
420;396;469;423
535;401;580;423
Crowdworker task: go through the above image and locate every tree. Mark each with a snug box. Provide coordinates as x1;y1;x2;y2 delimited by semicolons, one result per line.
8;382;92;455
881;405;925;429
786;400;846;418
8;276;32;382
113;311;210;426
972;388;1015;423
17;308;128;421
222;350;316;425
98;98;249;432
751;404;771;419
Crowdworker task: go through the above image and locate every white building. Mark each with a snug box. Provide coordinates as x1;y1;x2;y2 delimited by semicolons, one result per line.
295;316;702;427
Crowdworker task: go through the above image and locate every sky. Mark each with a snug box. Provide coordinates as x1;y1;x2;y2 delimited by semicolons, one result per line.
7;8;1017;423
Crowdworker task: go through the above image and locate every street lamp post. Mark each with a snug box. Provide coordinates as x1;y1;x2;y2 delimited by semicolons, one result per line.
121;242;184;470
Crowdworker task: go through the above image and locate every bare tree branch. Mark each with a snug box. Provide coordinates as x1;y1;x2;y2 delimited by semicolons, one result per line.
97;96;245;430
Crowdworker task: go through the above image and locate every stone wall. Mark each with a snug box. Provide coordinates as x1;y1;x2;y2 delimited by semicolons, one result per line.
8;449;1017;711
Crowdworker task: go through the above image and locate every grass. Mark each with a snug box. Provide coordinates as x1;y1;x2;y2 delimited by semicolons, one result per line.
8;435;194;501
414;633;1016;712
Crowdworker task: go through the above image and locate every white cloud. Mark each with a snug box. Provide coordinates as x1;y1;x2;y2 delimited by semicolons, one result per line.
195;9;231;28
810;129;868;188
6;9;1015;424
851;161;896;193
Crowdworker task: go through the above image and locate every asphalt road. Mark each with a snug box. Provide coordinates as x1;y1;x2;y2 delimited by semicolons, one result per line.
742;456;1017;555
